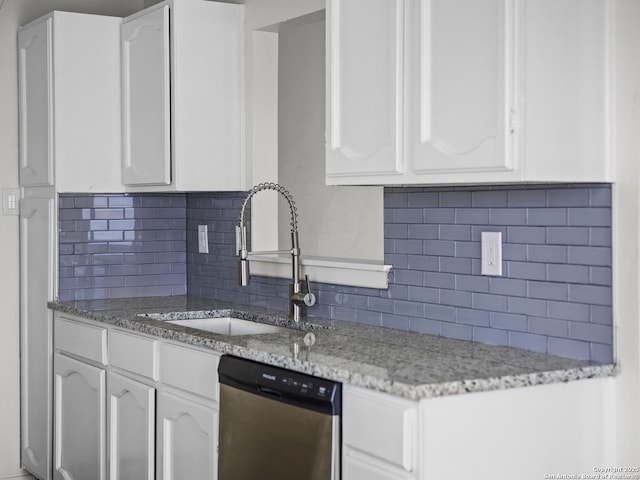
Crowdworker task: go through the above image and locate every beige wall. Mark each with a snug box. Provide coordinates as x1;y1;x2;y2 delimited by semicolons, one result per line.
245;0;384;262
277;15;383;261
0;1;144;476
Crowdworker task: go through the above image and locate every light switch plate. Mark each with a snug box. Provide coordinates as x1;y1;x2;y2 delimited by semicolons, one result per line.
3;188;20;216
481;231;502;276
198;225;209;253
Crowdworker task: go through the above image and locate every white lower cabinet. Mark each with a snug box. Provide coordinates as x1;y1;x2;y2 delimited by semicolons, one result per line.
20;193;56;480
107;329;158;480
157;391;218;479
53;354;107;480
108;372;155;480
53;314;108;480
52;312;220;480
342;385;419;480
157;342;220;480
343;452;414;480
52;313;425;480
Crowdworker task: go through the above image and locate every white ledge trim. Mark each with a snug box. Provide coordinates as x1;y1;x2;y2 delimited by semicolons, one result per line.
247;254;392;289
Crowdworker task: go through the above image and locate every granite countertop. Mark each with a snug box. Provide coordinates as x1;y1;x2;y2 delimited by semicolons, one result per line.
48;295;616;401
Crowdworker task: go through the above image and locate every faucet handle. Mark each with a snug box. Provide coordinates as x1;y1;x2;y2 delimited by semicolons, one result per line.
303;292;316;307
303;275;316;307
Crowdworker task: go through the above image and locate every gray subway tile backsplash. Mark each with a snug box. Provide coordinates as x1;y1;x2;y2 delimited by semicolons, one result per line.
489;312;528;332
59;194;187;301
547;188;590;207
507;261;547;281
546;226;590;245
548;337;592;359
440;321;473;341
508;331;548;354
567;246;612;266
472;326;510;346
507;226;547;244
568;284;613;306
471;190;508;207
59;184;613;363
439;289;472;308
590;305;613;325
489;277;527;297
441;191;473;207
507;189;547;207
490;208;527;225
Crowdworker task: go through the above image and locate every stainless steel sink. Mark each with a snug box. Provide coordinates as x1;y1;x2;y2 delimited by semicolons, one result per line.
138;311;287;336
166;317;286;336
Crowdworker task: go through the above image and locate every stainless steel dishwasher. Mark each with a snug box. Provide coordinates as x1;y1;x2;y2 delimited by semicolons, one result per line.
217;355;342;480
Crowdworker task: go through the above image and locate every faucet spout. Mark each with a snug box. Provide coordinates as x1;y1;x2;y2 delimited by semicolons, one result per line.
236;183;316;322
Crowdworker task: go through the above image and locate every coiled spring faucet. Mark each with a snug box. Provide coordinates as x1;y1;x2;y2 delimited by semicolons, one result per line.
236;183;316;322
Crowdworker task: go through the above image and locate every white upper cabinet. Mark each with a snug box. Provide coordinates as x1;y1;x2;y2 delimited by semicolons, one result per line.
18;18;52;187
326;0;612;185
122;5;171;187
122;0;246;192
519;0;610;182
408;0;514;175
326;0;404;178
18;12;123;192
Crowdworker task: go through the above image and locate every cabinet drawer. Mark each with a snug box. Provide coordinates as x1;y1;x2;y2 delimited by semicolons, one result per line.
343;450;414;480
55;316;107;365
343;386;417;472
160;343;220;401
109;329;159;381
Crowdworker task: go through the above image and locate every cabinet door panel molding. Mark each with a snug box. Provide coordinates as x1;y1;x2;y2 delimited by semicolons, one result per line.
122;5;171;187
326;0;404;178
108;373;155;480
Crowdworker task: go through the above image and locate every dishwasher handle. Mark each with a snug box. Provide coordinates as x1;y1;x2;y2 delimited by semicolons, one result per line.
258;385;283;399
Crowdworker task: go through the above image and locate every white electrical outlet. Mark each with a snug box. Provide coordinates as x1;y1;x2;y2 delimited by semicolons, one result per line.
198;225;209;253
481;231;502;276
3;188;20;216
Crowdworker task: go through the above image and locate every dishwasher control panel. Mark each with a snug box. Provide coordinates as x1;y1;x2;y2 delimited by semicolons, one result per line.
259;370;336;400
218;354;342;415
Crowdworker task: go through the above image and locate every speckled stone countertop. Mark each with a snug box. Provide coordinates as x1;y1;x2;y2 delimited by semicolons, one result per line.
48;295;616;401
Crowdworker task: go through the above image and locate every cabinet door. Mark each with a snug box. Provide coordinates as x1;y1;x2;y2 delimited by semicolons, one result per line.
157;391;217;480
409;0;515;174
18;18;53;187
326;0;404;180
343;385;417;472
122;5;171;186
521;0;610;181
108;372;155;480
343;452;414;480
52;12;123;193
20;195;55;480
54;354;106;480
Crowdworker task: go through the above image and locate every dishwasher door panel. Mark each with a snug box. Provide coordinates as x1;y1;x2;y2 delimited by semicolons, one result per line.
218;384;340;480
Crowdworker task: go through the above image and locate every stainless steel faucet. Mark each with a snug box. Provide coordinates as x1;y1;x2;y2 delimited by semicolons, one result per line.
236;183;316;322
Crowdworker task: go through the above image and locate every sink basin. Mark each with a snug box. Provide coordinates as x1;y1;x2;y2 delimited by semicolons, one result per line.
167;317;287;336
138;311;288;336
